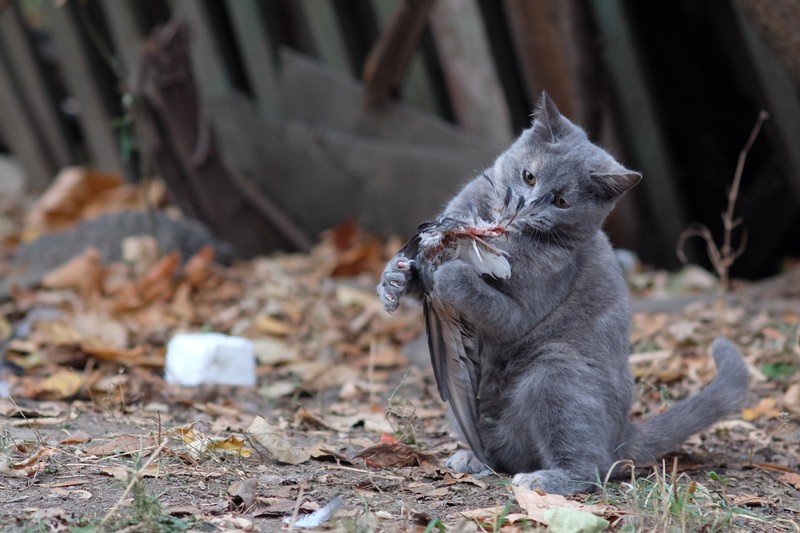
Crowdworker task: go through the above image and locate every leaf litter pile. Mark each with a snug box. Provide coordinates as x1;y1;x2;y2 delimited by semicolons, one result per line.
0;173;798;532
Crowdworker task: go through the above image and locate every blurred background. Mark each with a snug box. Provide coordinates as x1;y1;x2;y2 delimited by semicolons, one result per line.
1;0;798;279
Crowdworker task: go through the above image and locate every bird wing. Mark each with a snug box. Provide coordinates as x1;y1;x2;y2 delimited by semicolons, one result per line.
424;293;485;461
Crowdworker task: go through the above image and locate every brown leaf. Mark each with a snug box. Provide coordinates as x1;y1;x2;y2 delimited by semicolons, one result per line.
183;246;215;287
59;431;91;445
136;250;180;302
511;484;619;525
23;167;125;238
354;442;435;469
778;472;800;489
84;434;156;457
228;478;258;511
741;397;781;421
248;416;310;465
41;246;105;294
35;369;83;400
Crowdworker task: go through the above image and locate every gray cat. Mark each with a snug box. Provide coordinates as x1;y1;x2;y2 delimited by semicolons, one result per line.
377;94;749;495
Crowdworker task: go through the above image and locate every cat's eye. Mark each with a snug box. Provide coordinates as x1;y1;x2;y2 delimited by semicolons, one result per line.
522;169;536;185
553;194;569;208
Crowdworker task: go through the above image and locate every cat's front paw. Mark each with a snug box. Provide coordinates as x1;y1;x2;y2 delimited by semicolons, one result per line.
377;255;415;313
432;260;477;308
446;450;492;477
513;470;592;496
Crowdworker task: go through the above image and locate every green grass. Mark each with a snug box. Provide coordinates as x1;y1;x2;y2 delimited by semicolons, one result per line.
592;459;773;532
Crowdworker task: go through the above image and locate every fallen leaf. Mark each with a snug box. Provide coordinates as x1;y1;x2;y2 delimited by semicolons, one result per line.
354;442;435;469
778;472;800;489
741;397;781;421
84;434;156;457
41;246;105;293
543;507;610;533
205;435;253;458
23;167;126;238
0;447;58;477
60;431;91;445
228;478;258;511
183;246;216;287
248;416;310;465
512;485;618;525
35;369;83;400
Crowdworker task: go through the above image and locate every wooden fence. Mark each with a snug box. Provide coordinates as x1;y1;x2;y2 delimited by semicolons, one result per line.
0;0;798;276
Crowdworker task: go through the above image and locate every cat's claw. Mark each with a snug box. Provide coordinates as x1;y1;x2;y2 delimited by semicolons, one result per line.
377;255;414;313
446;450;491;477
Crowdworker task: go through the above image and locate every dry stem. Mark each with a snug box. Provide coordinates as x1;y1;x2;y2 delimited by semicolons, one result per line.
677;110;768;299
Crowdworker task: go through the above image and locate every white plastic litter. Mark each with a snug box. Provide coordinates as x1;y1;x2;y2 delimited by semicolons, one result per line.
165;333;256;386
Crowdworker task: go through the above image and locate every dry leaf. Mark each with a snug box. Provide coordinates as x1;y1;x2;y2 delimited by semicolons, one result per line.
511;484;617;525
60;431;91;445
136;250;180;302
0;447;58;477
248;416;310;465
205;435;253;458
84;434;156;457
41;246;105;293
778;472;800;489
24;167;125;238
228;478;258;511
741;397;781;421
183;246;215;287
36;369;83;400
354;442;435;469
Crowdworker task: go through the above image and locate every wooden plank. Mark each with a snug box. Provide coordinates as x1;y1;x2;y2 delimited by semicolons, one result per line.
363;0;435;107
429;0;512;144
224;0;281;122
503;0;577;119
588;0;685;254
0;53;53;188
370;0;441;115
297;0;353;76
44;1;121;172
100;0;145;85
733;3;800;201
0;3;71;169
167;0;230;97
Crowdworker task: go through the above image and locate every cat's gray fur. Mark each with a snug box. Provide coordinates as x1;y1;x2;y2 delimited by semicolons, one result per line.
377;94;749;495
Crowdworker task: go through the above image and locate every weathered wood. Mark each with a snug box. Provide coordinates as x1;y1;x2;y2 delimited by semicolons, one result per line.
362;0;435;108
210;93;499;239
135;22;307;255
167;0;230;98
733;3;800;202
297;0;353;75
736;0;800;86
503;0;577;119
224;0;281;122
370;0;441;115
429;0;512;144
0;3;71;170
44;1;121;172
279;48;499;152
100;0;146;85
589;0;685;262
0;52;53;189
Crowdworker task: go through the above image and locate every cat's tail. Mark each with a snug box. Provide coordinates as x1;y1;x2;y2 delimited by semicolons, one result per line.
627;337;749;464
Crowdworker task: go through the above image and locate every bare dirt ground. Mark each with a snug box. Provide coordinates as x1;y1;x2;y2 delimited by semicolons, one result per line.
0;181;799;532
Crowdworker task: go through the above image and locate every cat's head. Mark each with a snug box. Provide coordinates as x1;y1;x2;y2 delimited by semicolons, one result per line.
489;94;641;244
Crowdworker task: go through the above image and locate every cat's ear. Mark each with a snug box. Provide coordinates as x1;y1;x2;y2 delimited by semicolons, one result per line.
530;92;564;142
592;171;642;200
